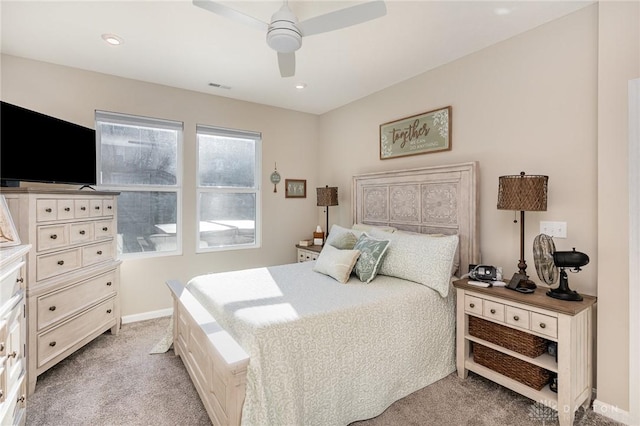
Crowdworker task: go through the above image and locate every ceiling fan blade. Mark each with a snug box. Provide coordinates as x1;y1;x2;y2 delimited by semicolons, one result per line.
278;52;296;78
298;0;386;37
192;0;268;32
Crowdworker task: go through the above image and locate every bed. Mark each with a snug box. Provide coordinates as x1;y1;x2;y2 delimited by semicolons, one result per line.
166;162;479;426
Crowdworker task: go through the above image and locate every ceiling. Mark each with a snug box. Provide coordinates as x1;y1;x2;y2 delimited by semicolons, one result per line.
1;0;593;115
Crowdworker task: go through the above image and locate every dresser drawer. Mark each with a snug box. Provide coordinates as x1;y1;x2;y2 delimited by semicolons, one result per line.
103;199;115;217
531;312;558;338
70;222;94;245
0;260;24;307
37;298;116;368
37;270;117;330
82;241;114;267
94;220;115;239
56;200;75;221
35;199;57;222
36;248;82;281
74;199;90;218
5;306;23;397
89;199;104;217
37;224;69;252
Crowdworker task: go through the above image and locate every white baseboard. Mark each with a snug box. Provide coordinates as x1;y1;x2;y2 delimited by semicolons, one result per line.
121;308;173;324
593;399;633;425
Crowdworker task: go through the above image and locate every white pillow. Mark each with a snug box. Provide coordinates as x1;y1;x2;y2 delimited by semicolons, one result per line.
325;224;364;248
313;244;361;284
370;229;459;297
394;230;460;276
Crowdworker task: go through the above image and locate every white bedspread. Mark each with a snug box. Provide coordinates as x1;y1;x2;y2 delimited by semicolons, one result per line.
186;261;456;426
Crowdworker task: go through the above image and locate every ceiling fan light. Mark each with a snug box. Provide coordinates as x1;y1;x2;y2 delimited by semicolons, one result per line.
267;28;302;53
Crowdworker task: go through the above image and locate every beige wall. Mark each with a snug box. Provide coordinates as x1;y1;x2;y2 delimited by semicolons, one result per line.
2;1;637;417
1;55;322;316
597;1;640;415
320;6;599;295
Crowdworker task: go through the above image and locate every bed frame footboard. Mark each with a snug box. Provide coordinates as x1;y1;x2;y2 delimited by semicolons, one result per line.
166;280;249;426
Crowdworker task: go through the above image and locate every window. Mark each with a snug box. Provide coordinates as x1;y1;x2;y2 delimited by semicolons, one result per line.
196;125;261;252
96;111;182;257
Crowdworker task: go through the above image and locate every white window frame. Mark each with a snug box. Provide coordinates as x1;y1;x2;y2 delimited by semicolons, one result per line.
95;110;183;259
196;124;262;253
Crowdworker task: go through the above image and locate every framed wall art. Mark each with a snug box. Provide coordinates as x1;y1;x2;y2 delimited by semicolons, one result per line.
0;195;20;247
285;179;307;198
380;106;451;160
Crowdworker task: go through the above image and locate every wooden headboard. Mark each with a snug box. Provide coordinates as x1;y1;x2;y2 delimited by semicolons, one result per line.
352;162;480;275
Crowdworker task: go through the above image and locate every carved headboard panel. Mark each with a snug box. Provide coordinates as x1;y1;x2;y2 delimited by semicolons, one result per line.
352;162;480;275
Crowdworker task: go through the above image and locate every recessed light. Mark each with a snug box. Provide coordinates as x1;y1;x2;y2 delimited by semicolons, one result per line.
295;83;307;90
494;7;512;16
101;34;123;46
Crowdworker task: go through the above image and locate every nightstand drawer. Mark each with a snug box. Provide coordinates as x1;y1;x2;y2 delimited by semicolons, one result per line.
464;295;483;315
483;300;505;322
505;305;530;330
37;224;70;252
531;312;558;338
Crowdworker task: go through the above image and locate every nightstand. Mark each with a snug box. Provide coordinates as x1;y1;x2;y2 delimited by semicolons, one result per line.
453;278;596;426
295;244;322;262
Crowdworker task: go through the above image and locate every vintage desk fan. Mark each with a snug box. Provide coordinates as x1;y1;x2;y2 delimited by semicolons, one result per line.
533;233;589;301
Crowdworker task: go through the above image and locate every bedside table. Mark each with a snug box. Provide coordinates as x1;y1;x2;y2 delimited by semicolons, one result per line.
295;244;322;262
453;278;596;426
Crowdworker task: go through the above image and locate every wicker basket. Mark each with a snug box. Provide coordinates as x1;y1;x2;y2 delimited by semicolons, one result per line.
472;343;551;390
469;316;548;358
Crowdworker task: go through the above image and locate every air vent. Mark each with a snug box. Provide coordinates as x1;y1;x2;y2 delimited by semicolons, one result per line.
208;82;231;90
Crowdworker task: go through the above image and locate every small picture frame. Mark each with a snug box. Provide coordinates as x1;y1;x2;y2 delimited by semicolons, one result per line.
0;195;21;247
285;179;307;198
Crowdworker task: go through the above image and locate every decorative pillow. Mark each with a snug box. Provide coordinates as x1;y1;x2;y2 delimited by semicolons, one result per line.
351;223;397;233
313;244;361;284
352;234;390;283
330;231;359;250
395;230;460;276
325;224;364;248
370;229;459;297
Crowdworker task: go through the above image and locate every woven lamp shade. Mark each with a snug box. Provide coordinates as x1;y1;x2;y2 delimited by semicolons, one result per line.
497;172;548;212
317;186;339;207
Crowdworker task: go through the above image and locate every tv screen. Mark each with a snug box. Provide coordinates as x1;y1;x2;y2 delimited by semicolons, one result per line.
0;101;97;187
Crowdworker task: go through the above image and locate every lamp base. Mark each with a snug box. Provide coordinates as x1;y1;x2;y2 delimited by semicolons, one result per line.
546;287;583;302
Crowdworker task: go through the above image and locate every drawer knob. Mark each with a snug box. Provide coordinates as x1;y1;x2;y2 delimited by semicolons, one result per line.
97;250;103;255
106;281;112;286
107;205;112;210
57;260;65;266
106;309;112;314
49;341;57;347
45;208;52;213
7;351;17;358
490;309;496;314
64;207;71;211
49;306;56;311
50;234;58;240
0;343;4;352
81;206;87;211
79;230;86;235
16;277;24;283
513;315;520;321
102;227;108;232
540;323;546;329
469;303;475;308
95;206;100;210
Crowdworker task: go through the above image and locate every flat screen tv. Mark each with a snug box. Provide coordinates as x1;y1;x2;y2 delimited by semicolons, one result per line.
1;101;97;187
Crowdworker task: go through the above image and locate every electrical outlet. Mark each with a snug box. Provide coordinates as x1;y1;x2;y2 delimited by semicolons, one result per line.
540;221;567;238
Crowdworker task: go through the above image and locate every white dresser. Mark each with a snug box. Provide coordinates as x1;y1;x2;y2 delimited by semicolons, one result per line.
3;188;121;395
0;244;30;425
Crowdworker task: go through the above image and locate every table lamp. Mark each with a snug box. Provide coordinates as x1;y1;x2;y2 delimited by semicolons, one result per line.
316;185;338;240
497;172;548;289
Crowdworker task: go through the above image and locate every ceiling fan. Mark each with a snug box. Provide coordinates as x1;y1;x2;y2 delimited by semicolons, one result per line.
193;0;387;78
